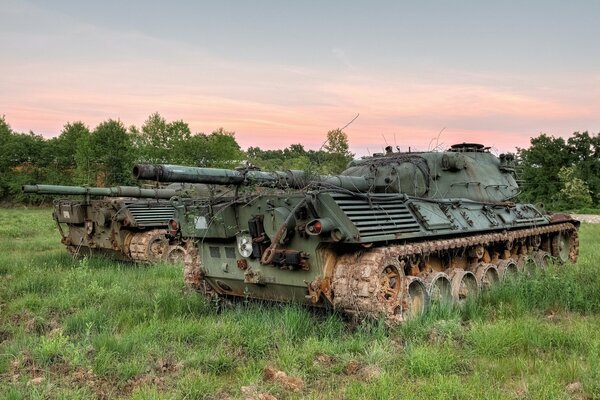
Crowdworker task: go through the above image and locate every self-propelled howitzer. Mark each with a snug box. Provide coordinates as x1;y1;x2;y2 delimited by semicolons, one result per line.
135;143;580;323
21;183;210;263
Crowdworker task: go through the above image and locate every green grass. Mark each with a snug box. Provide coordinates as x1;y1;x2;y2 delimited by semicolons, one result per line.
1;208;599;399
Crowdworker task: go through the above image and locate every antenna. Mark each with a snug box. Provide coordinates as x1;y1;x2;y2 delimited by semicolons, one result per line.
317;113;360;152
340;113;359;131
394;132;400;152
428;127;446;151
381;134;390;147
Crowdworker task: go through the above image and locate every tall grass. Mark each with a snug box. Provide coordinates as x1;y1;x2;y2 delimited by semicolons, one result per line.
1;208;599;399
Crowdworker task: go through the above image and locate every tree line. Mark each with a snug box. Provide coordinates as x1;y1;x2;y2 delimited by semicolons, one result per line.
0;113;353;204
1;113;598;210
517;131;599;210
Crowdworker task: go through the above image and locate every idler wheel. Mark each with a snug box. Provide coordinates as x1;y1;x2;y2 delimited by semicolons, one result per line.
551;231;571;264
497;259;519;281
448;269;478;304
424;272;452;305
474;263;499;290
399;276;428;320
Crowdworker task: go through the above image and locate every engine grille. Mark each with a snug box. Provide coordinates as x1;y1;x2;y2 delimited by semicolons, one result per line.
331;194;421;239
126;203;175;228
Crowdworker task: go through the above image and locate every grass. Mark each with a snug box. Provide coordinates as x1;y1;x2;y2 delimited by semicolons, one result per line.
0;208;599;399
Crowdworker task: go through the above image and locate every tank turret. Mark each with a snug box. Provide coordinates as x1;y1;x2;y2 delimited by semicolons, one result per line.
340;142;520;202
134;143;519;203
134;143;580;324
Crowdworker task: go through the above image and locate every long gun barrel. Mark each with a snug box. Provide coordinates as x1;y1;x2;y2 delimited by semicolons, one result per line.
22;184;178;199
133;164;371;192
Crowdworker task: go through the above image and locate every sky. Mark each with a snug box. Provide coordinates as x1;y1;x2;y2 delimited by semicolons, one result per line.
1;0;599;156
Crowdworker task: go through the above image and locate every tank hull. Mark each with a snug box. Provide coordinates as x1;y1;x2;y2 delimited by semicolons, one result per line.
52;198;180;263
177;191;579;323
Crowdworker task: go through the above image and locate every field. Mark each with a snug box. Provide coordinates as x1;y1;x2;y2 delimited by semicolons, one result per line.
1;209;599;399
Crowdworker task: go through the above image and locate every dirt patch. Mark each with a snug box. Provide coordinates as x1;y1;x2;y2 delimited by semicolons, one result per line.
359;365;382;381
263;366;304;392
154;357;183;374
123;374;166;394
9;350;179;399
313;353;334;367
10;352;44;382
566;381;586;399
343;359;382;382
241;385;278;400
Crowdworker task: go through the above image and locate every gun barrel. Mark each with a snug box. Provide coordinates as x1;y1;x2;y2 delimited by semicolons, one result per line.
22;184;178;199
133;164;371;192
133;164;247;185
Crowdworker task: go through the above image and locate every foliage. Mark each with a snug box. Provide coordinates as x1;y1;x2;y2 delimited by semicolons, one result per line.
0;115;246;204
73;123;94;185
556;166;593;208
88;119;135;186
247;129;353;175
0;112;357;204
322;128;354;174
517;131;600;209
132;112;192;164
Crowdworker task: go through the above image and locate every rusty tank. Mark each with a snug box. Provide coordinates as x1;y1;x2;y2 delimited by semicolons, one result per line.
133;143;580;323
22;183;215;263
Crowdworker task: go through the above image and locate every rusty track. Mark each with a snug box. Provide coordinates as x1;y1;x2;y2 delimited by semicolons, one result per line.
129;229;169;263
331;222;578;323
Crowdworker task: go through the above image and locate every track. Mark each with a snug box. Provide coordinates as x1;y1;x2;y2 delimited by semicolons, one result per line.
331;222;578;324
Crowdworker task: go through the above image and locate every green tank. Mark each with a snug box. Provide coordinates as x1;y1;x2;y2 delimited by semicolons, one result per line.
22;183;215;263
134;143;580;323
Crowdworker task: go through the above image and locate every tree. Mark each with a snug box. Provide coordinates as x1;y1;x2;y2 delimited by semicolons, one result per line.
0;116;13;199
556;166;593;208
321;129;354;174
88;119;134;186
567;132;600;205
74;127;94;185
517;134;573;205
0;118;52;203
46;121;90;185
133;112;192;163
205;128;244;167
517;131;600;209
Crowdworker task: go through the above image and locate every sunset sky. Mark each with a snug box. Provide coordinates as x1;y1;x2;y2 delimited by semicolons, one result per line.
1;0;599;155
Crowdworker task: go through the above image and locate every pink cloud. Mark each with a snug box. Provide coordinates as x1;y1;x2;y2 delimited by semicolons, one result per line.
2;52;598;158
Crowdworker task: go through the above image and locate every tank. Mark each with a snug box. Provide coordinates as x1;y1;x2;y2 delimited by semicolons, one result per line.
134;143;580;323
21;183;216;263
